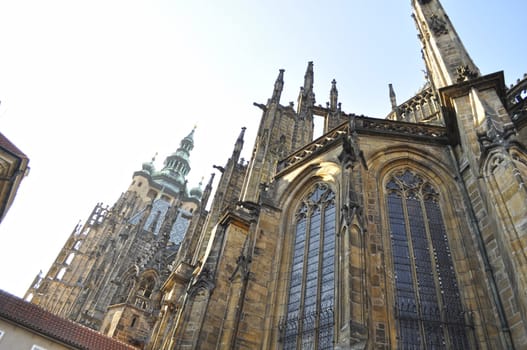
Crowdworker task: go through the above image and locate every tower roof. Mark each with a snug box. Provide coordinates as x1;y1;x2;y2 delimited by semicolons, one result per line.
132;128;199;197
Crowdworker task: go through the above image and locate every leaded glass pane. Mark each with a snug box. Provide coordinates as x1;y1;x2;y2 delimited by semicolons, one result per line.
283;184;335;349
387;170;469;349
407;198;443;347
425;200;468;349
388;193;421;347
284;216;307;349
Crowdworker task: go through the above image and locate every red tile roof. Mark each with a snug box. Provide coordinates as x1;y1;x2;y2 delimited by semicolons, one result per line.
0;290;137;350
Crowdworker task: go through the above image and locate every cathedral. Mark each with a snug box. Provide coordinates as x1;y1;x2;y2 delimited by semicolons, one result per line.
25;0;527;349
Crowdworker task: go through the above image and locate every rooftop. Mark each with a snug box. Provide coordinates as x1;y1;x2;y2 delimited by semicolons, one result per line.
0;290;137;350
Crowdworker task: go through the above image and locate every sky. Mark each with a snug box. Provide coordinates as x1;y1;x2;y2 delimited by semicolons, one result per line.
0;0;525;298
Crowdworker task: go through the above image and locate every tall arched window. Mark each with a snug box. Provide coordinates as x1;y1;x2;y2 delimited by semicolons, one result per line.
281;183;336;349
386;169;468;349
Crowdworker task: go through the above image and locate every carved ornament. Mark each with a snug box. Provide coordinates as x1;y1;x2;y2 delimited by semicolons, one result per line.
456;65;478;82
429;14;448;35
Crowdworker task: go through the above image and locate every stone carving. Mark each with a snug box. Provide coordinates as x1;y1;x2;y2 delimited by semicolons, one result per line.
229;254;252;282
456;65;478;82
339;117;367;171
429;14;448;35
338;116;368;233
475;98;516;149
188;267;214;297
506;74;527;121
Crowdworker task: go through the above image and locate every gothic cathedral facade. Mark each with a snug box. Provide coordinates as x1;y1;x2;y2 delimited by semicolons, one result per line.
26;0;527;349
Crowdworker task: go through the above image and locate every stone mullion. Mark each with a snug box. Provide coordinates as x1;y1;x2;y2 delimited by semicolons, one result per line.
300;206;312;349
283;214;305;349
400;189;427;348
316;200;335;348
298;204;317;349
418;193;450;348
314;203;325;348
408;193;448;347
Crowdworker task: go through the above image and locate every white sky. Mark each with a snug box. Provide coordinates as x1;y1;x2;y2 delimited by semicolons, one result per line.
0;0;525;298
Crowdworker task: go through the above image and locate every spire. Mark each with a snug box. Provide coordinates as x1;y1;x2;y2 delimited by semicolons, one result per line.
271;69;285;103
389;83;397;110
183;126;196;146
156;127;196;192
330;79;338;111
200;173;215;212
232;127;246;162
388;83;401;121
303;61;314;93
297;61;315;114
412;0;480;89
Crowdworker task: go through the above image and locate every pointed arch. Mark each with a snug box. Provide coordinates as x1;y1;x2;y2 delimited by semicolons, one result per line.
481;148;527;326
112;266;139;304
272;162;341;349
384;168;468;348
369;148;483;348
136;269;159;297
270;161;344;349
279;182;336;349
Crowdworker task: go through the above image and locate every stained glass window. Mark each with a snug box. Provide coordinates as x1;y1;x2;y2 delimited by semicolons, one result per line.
386;170;468;349
282;183;335;349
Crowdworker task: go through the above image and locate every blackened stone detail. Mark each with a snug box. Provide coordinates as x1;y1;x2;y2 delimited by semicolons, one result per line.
429;14;448;35
456;65;478;82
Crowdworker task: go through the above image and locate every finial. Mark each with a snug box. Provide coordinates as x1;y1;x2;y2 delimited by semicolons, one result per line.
207;172;215;186
233;126;246;157
271;69;285;103
304;61;314;92
298;62;315;111
330;79;338;110
389;83;397;110
236;127;246;143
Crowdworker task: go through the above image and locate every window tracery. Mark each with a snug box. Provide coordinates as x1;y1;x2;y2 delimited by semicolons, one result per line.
281;183;336;349
386;169;468;349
